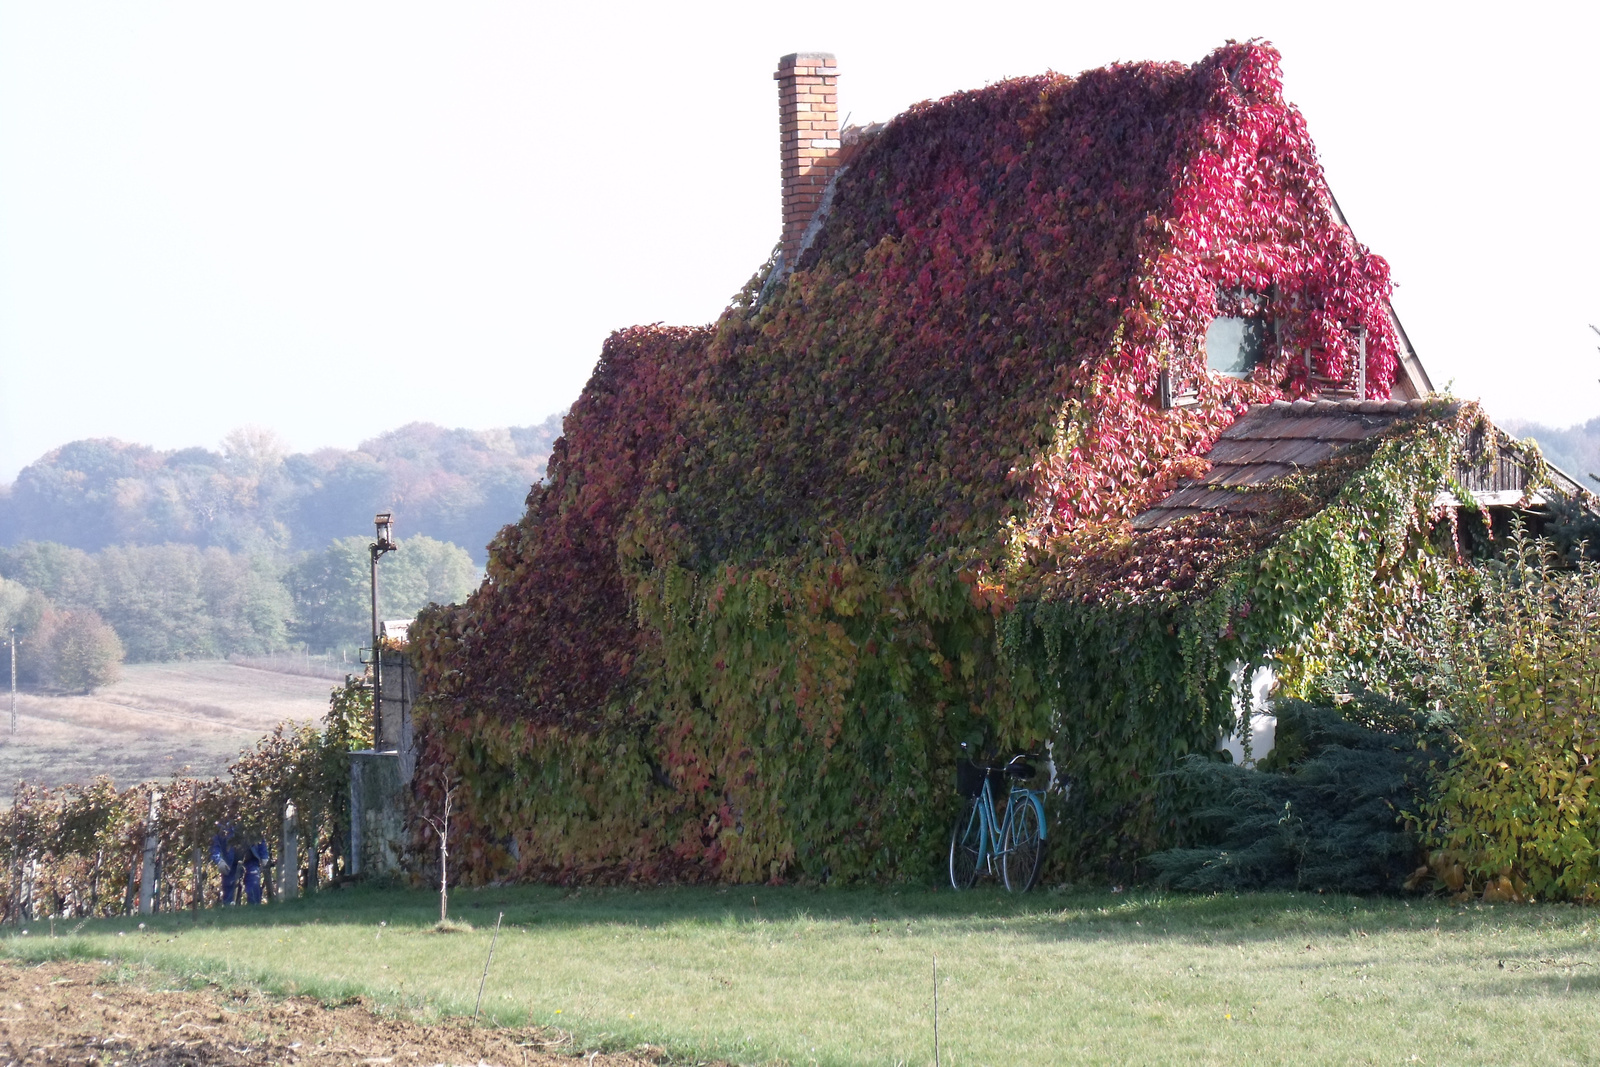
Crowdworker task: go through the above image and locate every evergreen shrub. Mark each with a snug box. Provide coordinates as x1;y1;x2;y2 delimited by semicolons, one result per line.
1147;692;1442;893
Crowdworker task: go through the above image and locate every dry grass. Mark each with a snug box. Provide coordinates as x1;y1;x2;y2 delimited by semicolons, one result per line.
17;884;1600;1066
227;652;353;682
0;660;333;794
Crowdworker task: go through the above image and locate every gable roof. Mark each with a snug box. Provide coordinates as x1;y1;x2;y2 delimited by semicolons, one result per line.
639;42;1417;578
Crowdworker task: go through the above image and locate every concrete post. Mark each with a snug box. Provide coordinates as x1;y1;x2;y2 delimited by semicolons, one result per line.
137;790;161;916
348;759;364;877
19;857;33;923
279;801;299;900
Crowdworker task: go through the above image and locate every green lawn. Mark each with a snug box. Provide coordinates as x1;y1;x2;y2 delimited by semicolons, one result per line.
9;884;1600;1065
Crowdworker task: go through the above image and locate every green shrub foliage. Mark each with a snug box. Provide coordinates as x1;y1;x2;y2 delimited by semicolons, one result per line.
41;609;124;692
1148;694;1441;893
1415;534;1600;902
411;43;1468;885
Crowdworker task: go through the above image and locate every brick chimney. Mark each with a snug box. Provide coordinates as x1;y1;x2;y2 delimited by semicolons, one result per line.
775;53;841;267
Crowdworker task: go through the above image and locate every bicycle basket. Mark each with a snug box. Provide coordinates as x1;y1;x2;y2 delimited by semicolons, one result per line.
955;759;985;798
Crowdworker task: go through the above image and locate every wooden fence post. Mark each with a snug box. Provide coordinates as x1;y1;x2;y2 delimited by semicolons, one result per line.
19;856;34;923
192;845;204;913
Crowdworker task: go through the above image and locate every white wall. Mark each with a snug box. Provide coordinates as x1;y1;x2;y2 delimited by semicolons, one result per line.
1217;664;1276;768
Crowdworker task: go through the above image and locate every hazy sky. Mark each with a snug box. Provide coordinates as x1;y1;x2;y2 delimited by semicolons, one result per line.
2;1;1596;482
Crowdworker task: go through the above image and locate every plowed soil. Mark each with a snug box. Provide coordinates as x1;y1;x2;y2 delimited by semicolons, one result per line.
0;959;686;1067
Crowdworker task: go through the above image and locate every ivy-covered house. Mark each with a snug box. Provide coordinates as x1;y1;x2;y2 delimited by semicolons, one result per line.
411;42;1582;884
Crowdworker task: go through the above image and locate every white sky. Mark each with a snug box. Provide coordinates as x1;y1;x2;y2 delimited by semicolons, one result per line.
2;1;1596;482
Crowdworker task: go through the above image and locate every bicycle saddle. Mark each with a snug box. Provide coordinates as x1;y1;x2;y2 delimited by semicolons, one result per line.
1004;758;1036;779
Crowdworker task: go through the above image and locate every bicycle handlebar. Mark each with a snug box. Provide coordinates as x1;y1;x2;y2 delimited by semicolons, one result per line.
958;744;1038;774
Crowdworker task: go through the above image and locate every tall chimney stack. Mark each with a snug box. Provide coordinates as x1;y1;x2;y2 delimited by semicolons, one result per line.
775;53;840;267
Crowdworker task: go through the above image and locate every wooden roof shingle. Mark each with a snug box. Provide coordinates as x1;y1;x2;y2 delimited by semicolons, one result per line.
1133;398;1434;529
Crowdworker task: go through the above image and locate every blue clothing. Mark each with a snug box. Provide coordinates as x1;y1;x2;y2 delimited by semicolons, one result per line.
244;865;263;906
243;841;269;905
210;827;270;905
209;830;242;905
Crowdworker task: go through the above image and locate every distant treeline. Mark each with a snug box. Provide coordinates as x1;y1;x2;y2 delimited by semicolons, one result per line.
0;416;563;564
0;536;477;688
1502;416;1600;487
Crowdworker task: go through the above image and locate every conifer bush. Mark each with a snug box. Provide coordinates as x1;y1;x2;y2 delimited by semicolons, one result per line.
1148;693;1442;893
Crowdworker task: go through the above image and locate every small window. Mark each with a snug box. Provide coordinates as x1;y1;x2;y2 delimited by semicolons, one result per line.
1205;316;1269;379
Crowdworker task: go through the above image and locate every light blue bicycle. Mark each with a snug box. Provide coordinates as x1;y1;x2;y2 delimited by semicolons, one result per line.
948;745;1048;891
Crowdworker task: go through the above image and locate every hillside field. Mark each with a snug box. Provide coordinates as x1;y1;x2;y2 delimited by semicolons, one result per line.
0;660;336;795
13;885;1600;1066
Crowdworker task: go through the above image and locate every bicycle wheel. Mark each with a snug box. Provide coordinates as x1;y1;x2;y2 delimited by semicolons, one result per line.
1001;794;1045;892
948;796;984;889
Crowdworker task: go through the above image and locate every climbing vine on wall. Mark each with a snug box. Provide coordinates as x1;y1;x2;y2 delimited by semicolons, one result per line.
1001;401;1479;866
410;42;1432;885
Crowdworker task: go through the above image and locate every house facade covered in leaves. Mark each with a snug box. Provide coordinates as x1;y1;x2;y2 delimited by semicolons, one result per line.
411;42;1553;884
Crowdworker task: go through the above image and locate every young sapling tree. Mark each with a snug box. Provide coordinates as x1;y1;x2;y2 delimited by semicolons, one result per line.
420;777;454;925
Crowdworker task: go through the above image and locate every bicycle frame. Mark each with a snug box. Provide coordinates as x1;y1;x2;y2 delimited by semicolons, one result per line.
961;775;1047;876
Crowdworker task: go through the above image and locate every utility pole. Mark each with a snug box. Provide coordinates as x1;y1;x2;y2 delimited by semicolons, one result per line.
369;513;397;750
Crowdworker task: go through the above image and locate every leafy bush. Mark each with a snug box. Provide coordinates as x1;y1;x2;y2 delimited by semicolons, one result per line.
1147;693;1441;893
1414;533;1600;902
41;608;124;692
1;582;124;693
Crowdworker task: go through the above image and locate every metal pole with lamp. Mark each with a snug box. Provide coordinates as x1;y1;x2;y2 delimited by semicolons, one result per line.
369;513;397;750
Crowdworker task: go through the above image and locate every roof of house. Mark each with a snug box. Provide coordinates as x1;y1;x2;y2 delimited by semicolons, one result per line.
417;42;1442;725
636;42;1418;574
1134;398;1438;528
1134;397;1598;531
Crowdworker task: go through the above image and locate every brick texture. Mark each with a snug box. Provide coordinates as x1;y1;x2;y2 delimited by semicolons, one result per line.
774;52;840;263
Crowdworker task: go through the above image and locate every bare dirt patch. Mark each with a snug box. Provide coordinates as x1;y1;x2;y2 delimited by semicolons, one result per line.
0;662;335;793
0;958;685;1066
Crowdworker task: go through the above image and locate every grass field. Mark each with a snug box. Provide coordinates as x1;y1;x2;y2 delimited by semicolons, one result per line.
0;660;335;793
8;885;1600;1065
